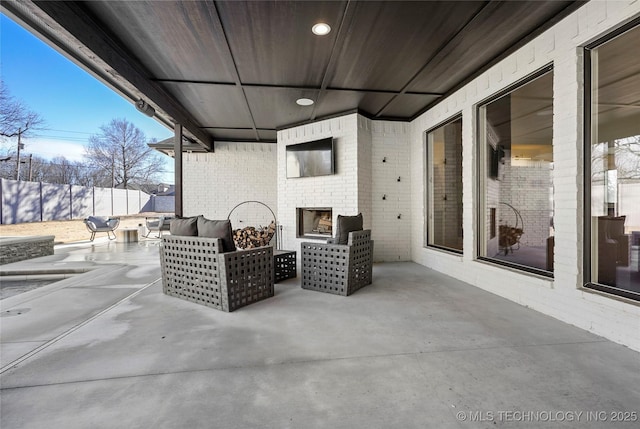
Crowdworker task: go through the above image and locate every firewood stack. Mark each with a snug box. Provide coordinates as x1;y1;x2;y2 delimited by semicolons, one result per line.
233;221;276;249
317;214;332;234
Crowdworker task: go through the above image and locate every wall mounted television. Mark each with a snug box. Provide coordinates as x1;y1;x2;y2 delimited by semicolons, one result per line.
286;137;335;178
489;144;505;179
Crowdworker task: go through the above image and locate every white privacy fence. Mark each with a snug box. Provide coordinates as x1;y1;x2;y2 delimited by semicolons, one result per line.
0;178;155;225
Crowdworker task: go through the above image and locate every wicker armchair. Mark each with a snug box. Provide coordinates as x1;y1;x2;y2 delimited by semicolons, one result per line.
83;216;120;241
301;230;374;296
160;235;274;312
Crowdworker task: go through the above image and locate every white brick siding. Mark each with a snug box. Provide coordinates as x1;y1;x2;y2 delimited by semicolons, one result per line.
370;120;411;261
182;142;277;227
181;1;640;352
277;114;360;253
410;0;640;351
499;158;553;247
277;115;410;262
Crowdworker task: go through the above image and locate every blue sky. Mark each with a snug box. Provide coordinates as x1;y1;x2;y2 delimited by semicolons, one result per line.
0;13;175;182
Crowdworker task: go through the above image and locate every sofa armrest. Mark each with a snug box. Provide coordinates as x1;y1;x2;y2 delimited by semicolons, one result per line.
221;245;274;264
220;245;274;311
347;229;371;246
162;234;223;250
301;241;350;252
84;218;98;231
107;218;120;230
320;230;372;246
221;246;274;279
160;216;173;231
146;217;161;230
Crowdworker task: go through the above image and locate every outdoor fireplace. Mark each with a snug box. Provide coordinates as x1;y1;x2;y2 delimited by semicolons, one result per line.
297;208;333;239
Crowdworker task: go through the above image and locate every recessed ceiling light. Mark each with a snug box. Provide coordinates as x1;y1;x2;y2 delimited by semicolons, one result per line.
296;98;314;106
312;23;331;36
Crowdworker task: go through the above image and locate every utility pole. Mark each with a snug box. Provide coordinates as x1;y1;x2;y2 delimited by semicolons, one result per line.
28;154;33;181
122;145;127;188
15;128;23;180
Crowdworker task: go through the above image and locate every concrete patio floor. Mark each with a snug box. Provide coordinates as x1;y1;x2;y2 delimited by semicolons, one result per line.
1;240;639;428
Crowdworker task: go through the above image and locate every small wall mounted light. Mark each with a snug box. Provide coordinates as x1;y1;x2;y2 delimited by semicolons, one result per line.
397;176;401;182
382;157;386;163
382;194;386;200
397;214;402;219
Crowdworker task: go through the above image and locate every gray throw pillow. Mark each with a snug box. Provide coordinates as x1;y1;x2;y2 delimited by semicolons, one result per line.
334;213;363;245
197;217;236;252
169;216;199;236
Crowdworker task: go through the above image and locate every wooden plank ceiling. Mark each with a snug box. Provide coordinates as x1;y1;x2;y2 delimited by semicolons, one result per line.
3;0;584;151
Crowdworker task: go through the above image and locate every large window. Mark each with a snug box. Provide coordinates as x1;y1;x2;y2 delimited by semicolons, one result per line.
426;116;463;252
478;68;554;276
585;22;640;301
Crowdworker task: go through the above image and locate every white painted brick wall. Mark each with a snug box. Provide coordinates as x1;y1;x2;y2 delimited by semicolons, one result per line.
409;0;640;352
357;116;373;231
370;120;411;261
179;1;640;352
182;142;277;227
500;158;553;247
277;114;410;262
277;114;361;253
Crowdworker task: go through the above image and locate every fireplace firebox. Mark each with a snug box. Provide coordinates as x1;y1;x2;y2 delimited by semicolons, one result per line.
297;208;333;239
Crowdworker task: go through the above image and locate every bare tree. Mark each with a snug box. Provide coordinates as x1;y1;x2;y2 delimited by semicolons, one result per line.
591;136;640;181
0;152;74;182
0;151;17;179
85;118;164;188
71;162;101;187
33;156;101;186
615;135;640;180
0;81;44;139
46;156;78;184
1;81;46;180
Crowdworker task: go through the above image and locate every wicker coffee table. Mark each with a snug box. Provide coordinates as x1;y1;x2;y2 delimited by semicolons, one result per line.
274;250;296;282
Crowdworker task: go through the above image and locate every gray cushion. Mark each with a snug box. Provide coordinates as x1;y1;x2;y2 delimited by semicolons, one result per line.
85;216;118;231
87;216;109;228
334;213;363;245
170;216;199;236
197;217;236;252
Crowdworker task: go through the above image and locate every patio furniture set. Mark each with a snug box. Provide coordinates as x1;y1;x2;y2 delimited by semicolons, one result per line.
82;211;373;311
159;213;374;312
83;215;173;243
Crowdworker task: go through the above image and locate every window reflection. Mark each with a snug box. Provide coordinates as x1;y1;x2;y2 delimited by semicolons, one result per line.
588;24;640;299
479;71;554;274
426;117;463;252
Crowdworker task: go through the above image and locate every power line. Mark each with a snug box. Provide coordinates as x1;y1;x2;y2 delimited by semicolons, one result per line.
16;158;174;173
34;135;88;142
40;128;93;135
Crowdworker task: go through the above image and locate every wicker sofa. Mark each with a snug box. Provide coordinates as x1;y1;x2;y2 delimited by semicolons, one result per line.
160;235;274;312
301;229;374;296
